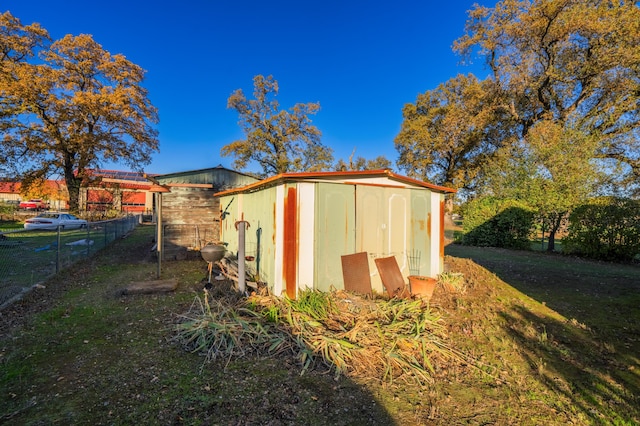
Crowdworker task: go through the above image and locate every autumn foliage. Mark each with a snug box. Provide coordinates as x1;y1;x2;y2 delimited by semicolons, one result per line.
0;12;159;212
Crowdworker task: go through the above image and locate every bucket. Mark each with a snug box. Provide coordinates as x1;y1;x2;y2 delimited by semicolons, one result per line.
408;275;437;300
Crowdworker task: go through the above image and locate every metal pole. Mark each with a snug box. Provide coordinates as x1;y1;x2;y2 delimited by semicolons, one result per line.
56;225;61;273
156;193;162;279
236;220;248;294
255;223;262;281
86;222;90;258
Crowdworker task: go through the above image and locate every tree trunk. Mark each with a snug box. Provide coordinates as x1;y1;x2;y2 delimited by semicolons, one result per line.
546;213;564;252
548;229;556;252
64;171;82;214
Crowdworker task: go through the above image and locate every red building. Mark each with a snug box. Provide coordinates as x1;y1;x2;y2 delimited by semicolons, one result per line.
0;170;155;213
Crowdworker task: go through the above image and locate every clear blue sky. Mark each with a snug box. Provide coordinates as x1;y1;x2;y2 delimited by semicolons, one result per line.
3;0;491;176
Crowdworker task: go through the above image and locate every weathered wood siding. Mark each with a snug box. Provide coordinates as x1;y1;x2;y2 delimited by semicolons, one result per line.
155;166;258;260
160;187;220;260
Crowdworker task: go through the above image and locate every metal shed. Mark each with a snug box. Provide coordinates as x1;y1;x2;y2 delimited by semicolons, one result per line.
215;170;456;298
153;165;258;260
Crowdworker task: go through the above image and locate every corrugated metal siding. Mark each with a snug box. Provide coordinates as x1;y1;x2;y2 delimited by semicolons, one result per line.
409;189;431;277
283;186;298;298
156;167;257;189
297;183;316;291
219;187;278;288
314;183;355;292
355;186;412;293
218;176;444;297
219;194;239;250
388;191;409;273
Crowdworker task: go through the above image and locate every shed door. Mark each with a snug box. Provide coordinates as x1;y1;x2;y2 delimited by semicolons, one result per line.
314;183;355;291
409;190;431;276
356;186;410;283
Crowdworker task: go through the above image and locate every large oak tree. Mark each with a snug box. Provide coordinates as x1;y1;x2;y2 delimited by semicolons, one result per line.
223;75;333;177
0;12;159;212
455;0;640;195
394;73;508;192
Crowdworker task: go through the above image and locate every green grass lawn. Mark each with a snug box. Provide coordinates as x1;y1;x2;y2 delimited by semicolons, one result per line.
1;228;638;425
0;218;135;295
446;243;640;424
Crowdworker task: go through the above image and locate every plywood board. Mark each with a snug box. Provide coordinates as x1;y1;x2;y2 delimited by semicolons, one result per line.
341;252;372;296
374;256;409;298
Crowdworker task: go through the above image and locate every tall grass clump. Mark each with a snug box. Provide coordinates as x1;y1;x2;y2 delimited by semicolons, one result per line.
174;292;277;364
175;288;470;384
438;272;467;294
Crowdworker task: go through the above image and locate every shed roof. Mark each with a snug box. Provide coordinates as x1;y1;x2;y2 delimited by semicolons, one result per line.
155;164;257;182
214;169;456;197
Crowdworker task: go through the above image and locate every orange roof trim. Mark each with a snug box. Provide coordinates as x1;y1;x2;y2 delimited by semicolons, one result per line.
214;169;457;197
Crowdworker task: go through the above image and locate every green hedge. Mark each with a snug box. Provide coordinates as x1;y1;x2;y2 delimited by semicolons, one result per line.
564;197;640;262
461;197;535;250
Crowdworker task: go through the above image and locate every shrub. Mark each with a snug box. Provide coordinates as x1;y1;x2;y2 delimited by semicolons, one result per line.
564;197;640;262
0;202;18;215
461;197;535;250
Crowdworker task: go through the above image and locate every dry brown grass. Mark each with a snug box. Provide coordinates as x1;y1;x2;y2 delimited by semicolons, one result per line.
175;288;474;386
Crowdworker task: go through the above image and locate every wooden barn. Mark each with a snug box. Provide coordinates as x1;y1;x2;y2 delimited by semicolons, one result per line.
154;165;258;260
216;170;456;298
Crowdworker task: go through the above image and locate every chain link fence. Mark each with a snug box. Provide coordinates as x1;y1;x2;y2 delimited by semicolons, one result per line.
0;215;140;308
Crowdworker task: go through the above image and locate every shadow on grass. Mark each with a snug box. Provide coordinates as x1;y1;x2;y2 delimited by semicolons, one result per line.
0;226;399;426
446;243;640;423
499;304;639;424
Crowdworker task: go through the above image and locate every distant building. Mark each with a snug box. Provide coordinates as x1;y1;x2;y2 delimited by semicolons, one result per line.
0;180;68;210
153;165;259;260
0;170;155;212
81;169;156;213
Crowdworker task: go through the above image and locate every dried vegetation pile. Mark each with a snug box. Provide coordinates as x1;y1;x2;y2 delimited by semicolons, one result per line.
175;285;475;385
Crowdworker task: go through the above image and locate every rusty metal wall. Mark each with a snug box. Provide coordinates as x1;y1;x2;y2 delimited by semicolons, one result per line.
218;177;445;298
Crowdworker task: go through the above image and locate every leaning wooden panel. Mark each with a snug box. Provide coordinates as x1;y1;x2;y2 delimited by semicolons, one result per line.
341;252;372;296
374;256;409;299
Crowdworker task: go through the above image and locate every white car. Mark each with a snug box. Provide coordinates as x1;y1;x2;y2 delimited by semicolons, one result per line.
24;213;88;230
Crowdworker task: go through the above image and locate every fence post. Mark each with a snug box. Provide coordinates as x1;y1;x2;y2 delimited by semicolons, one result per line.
56;225;61;273
86;223;91;258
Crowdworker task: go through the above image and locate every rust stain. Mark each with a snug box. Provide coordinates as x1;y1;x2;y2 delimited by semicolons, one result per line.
440;200;445;259
283;187;298;299
272;202;276;245
426;212;432;239
418;219;425;231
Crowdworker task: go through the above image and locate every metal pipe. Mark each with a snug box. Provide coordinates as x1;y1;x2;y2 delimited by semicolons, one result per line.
237;220;246;294
255;223;262;281
156;193;162;279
